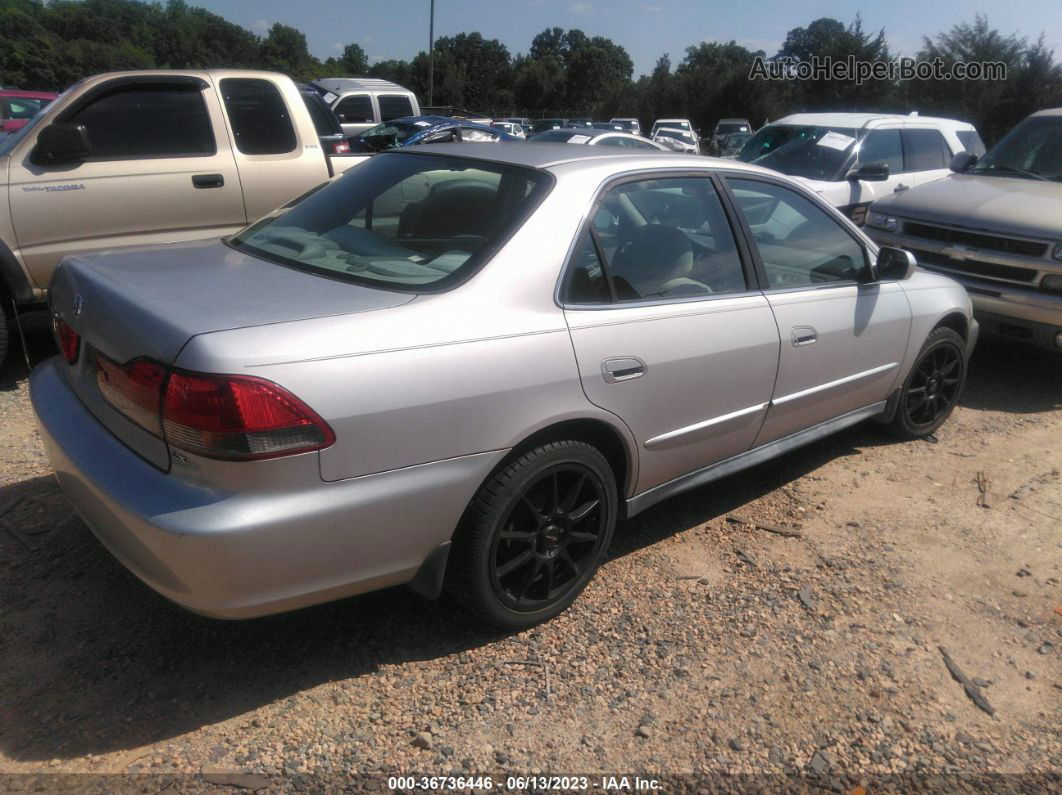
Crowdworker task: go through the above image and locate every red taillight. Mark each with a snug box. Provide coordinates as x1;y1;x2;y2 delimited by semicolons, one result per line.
162;371;335;460
96;357;167;435
334;140;350;154
53;316;80;365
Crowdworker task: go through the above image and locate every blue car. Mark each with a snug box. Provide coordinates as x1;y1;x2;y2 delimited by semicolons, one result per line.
350;115;519;152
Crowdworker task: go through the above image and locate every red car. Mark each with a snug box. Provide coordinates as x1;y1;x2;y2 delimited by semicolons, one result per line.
0;89;58;134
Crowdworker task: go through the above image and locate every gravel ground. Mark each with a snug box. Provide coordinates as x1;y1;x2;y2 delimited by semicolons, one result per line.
0;322;1059;791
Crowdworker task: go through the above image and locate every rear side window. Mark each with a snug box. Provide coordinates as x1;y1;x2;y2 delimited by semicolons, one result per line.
335;94;373;123
221;78;296;155
957;130;987;157
903;129;949;172
859;129;903;174
64;84;214;159
378;94;413;121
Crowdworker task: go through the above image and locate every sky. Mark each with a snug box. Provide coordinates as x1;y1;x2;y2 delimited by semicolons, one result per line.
196;0;1062;77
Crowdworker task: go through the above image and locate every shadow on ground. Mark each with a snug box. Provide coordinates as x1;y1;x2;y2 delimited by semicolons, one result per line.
0;327;1055;762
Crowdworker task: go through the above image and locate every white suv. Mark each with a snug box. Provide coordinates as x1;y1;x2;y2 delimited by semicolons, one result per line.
737;112;984;225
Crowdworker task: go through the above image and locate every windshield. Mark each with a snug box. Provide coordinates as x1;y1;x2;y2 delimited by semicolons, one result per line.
716;122;748;135
656;129;694;144
230;153;552;291
738;124;858;181
357;120;420;146
968;116;1062;181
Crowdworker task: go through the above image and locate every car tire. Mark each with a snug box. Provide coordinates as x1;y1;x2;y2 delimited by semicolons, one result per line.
446;441;617;629
0;298;9;371
887;327;967;439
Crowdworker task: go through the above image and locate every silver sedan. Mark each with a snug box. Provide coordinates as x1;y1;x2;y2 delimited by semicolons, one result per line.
32;145;977;627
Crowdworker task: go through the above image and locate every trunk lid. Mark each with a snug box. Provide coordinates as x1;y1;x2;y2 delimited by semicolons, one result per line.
49;238;414;470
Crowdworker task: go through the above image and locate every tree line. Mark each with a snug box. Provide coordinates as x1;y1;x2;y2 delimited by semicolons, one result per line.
2;0;1060;144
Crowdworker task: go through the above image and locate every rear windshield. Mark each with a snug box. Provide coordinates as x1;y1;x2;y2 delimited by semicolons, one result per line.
230;153;553;291
739;124;858;180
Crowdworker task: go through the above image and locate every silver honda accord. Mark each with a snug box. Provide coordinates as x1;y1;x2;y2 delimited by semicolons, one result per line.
31;144;977;627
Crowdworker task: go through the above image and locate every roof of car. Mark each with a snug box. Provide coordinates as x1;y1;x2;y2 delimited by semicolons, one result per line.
1030;107;1062;118
531;128;642;142
717;118;750;123
381;142;775;174
311;76;411;94
774;112;975;130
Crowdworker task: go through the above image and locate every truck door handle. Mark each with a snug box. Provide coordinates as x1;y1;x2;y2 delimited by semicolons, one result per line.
192;173;224;189
602;357;646;383
791;327;817;347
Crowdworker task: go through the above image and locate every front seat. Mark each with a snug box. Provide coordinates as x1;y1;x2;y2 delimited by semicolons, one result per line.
610;224;710;299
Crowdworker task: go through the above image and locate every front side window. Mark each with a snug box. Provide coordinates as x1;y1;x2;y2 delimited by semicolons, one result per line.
335;94;374;123
221;78;296;155
858;129;903;174
3;97;50;120
563;176;747;304
64;83;214;159
231;153;551;291
378;94;413;121
903;129;949;172
728;178;869;289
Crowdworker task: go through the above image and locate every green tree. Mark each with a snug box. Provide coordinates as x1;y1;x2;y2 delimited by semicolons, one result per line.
338;42;368;74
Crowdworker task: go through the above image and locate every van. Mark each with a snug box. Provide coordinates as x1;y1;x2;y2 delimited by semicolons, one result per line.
310;77;421;138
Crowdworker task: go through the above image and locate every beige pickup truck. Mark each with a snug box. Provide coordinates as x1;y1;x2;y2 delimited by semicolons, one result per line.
0;69;364;366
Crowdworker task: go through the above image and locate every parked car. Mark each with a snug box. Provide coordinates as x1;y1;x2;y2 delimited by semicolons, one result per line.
0;89;58;135
566;118;593;129
718;131;753;158
528;128;667;150
593;122;625;132
506;117;532;136
610;117;642;136
865;108;1062;351
737;113;983;225
32;144;976;627
490;121;526;139
311;77;420;138
531;118;568;134
0;69;365;368
707;117;753;155
297;83;350;154
349;116;518;152
651;118;695;137
653;127;701;154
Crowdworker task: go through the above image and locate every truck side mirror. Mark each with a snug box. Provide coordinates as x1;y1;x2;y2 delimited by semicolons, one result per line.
35;123;92;163
847;161;889;182
949;151;978;172
876;246;917;281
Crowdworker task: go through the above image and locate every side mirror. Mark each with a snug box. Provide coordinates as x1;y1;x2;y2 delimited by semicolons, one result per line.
950;151;978;172
876;246;917;281
847;161;889;182
35;123;92;163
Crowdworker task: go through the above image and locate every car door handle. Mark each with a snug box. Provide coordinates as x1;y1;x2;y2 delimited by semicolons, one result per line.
791;327;817;347
602;357;647;383
192;173;224;189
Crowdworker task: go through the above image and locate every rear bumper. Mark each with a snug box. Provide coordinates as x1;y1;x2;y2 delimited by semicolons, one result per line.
30;357;505;618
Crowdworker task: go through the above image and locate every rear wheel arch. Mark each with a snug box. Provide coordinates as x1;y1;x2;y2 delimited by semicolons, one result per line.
500;417;634;498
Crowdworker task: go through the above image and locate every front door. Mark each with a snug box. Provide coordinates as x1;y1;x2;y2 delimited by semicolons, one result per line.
562;174;780;494
8;76;245;289
724;175;912;445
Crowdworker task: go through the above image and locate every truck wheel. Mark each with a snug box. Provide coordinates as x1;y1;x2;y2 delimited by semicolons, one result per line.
888;327;967;439
446;441;617;628
0;298;9;371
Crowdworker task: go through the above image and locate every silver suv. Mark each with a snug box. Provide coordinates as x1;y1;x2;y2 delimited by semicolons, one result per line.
32;146;976;628
866;109;1062;351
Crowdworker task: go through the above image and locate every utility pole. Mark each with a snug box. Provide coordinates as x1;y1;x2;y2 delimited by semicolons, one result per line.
428;0;435;106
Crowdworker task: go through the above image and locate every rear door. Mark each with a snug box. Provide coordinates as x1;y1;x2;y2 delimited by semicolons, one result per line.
8;75;246;287
563;173;780;495
724;174;911;445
